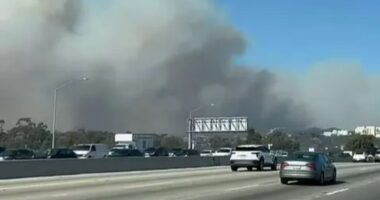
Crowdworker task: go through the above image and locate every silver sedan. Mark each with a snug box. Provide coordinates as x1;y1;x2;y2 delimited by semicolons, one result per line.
280;152;336;185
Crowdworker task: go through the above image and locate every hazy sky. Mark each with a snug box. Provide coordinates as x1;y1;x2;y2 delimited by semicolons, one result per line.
219;0;380;73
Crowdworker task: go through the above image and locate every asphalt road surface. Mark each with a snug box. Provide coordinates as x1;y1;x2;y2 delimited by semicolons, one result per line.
1;163;380;200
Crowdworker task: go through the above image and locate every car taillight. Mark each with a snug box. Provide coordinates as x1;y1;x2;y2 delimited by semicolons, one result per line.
306;163;316;171
281;162;289;169
251;152;259;157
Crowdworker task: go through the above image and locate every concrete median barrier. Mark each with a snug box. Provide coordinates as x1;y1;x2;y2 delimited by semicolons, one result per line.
0;156;230;179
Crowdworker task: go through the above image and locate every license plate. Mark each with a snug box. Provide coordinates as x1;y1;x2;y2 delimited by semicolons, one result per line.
239;155;246;157
293;166;301;170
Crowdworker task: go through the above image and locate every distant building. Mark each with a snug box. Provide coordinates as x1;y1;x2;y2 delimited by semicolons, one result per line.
133;133;158;152
355;126;380;138
114;132;158;151
323;129;350;137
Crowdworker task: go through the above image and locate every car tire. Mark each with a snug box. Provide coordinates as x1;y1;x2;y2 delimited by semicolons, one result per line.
281;178;288;185
247;167;253;171
257;158;264;171
271;158;277;171
318;172;325;185
330;170;337;184
231;166;238;172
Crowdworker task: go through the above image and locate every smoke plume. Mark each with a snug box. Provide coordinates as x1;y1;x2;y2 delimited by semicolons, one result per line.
1;0;376;134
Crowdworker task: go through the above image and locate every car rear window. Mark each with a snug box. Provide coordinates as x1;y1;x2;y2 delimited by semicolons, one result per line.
291;153;316;161
49;149;60;155
236;147;260;151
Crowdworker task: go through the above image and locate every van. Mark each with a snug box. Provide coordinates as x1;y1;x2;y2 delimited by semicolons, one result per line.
73;144;109;159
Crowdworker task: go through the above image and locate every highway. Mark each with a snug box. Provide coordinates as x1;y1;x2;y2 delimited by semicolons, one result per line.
1;163;380;200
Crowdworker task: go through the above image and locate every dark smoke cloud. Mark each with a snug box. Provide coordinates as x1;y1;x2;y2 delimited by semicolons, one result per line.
7;0;366;134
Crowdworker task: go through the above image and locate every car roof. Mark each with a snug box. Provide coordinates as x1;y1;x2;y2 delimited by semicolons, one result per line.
237;144;265;148
8;149;31;151
294;152;321;155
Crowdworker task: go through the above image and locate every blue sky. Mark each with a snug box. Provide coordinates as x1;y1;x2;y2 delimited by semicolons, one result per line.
218;0;380;73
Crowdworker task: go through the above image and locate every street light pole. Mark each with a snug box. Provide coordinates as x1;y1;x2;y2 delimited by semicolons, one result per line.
52;88;57;149
188;103;214;150
188;111;194;150
52;77;88;149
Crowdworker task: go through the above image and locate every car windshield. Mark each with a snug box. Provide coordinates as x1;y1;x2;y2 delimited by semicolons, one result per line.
110;149;128;155
49;149;60;155
74;145;91;151
145;148;155;152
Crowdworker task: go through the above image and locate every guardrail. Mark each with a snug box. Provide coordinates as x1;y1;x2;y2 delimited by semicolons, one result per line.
0;156;353;180
0;156;230;179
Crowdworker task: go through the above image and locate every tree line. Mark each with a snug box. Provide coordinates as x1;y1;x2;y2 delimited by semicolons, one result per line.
0;118;116;150
208;129;300;152
0;118;298;151
0;118;377;153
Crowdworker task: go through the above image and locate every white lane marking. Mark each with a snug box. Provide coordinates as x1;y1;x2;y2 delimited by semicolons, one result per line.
325;188;349;196
0;179;97;191
225;184;260;192
51;193;68;197
0;169;230;191
0;166;228;184
123;181;174;189
0;170;278;192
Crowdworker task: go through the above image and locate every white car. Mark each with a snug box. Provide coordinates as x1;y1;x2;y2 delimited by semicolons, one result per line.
200;150;213;157
375;150;380;162
230;144;277;171
73;144;109;159
213;148;232;157
275;151;288;157
352;152;368;162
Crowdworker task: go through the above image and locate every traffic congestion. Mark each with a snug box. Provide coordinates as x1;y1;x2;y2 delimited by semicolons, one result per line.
2;141;380;187
1;143;379;163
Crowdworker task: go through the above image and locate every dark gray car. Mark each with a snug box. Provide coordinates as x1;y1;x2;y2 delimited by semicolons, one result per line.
280;152;336;185
0;149;35;161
